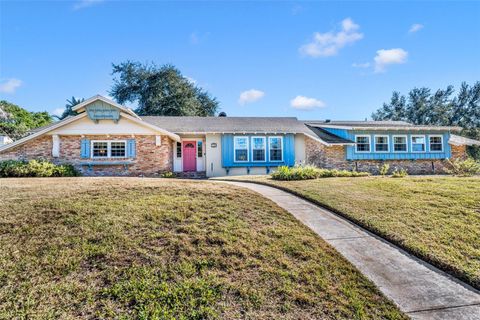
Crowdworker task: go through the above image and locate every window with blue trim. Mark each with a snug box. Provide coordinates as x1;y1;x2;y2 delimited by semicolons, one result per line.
375;136;389;152
234;136;249;162
412;136;426;152
252;137;266;162
429;136;443;152
356;135;370;152
269;137;283;161
393;136;407;152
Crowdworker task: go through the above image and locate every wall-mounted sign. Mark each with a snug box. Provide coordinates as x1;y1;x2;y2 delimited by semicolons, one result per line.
211;143;217;148
86;102;120;123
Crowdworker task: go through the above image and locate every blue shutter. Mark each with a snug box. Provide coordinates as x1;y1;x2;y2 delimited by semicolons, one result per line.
127;139;136;158
80;139;90;158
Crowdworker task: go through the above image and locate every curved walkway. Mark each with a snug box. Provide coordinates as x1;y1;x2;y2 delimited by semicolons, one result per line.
220;181;480;320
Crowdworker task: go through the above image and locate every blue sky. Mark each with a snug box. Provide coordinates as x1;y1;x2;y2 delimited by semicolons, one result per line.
1;0;479;120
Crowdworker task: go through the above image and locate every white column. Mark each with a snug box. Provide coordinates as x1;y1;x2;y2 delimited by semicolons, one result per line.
52;135;60;157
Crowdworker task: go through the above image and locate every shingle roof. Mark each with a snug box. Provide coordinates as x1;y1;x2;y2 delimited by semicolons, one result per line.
305;125;354;144
305;120;462;131
449;134;480;146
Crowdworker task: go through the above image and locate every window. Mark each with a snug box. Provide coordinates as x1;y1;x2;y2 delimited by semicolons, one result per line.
252;137;266;162
92;141;126;158
197;141;203;157
411;135;426;152
269;136;283;162
234;136;249;162
176;142;182;158
393;136;407;152
429;135;443;152
355;135;370;152
375;135;389;152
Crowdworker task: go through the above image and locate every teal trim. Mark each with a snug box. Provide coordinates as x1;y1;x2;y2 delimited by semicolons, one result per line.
127;139;136;158
221;134;295;167
80;139;90;158
85;101;120;123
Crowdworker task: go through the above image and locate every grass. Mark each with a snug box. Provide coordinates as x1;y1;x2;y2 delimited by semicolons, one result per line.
222;175;480;289
0;178;405;319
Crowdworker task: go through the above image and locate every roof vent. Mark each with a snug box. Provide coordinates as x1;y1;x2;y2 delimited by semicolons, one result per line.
325;119;331;123
218;112;227;117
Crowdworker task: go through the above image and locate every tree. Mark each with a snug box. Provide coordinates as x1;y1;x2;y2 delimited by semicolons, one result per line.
110;61;219;116
54;96;85;120
0;100;52;140
372;82;480;158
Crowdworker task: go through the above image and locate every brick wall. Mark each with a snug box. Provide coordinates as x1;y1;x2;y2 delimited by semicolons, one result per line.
305;136;469;175
0;134;173;176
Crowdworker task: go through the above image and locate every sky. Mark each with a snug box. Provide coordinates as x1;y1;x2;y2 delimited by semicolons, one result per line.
1;0;479;120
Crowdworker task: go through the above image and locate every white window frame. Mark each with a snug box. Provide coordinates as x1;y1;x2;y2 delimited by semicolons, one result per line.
251;136;267;162
411;135;426;153
197;140;203;158
176;142;182;158
268;136;284;162
355;135;371;153
374;135;390;153
91;140;127;159
392;135;408;153
234;136;249;163
429;135;444;153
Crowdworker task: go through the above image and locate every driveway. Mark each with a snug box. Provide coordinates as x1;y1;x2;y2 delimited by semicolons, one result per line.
220;181;480;320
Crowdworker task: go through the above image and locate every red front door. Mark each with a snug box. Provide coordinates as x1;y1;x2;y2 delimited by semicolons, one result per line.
182;141;197;172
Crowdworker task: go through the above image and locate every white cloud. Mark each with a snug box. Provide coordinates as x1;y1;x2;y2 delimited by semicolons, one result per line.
374;48;408;73
290;96;326;110
0;78;22;94
73;0;104;10
409;23;424;33
299;18;363;57
238;89;265;105
52;107;65;117
352;62;370;68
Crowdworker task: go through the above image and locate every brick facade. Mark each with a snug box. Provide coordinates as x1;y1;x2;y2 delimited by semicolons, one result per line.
305;136;468;175
0;134;173;176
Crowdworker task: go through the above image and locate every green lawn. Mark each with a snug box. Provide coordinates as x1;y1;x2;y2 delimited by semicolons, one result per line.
223;175;480;289
0;178;405;319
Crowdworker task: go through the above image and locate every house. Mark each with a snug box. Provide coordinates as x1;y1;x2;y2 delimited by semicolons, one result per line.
0;95;478;177
0;135;13;146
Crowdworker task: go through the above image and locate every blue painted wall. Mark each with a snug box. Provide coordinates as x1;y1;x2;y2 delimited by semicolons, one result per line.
221;134;295;167
322;128;452;160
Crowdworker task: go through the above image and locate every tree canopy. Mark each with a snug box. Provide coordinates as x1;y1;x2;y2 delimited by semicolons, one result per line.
110;61;219;116
0;100;53;140
54;96;85;120
372;82;480;158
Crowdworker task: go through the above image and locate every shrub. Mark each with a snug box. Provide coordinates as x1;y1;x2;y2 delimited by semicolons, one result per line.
271;166;370;181
161;171;176;178
379;163;390;176
0;160;80;178
391;168;408;178
446;158;480;177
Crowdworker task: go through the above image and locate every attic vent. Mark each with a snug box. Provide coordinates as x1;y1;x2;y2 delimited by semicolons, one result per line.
218;112;227;117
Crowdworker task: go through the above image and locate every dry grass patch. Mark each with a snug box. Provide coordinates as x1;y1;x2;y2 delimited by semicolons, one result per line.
225;175;480;289
0;178;404;319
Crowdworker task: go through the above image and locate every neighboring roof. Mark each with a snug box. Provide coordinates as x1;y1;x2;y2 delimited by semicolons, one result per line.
305;120;462;132
72;95;140;119
305;125;354;144
449;134;480;146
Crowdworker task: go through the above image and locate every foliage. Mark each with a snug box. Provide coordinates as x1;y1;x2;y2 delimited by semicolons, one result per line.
379;163;390;176
160;171;176;178
391;168;408;178
110;61;219;116
271;165;370;181
371;82;480;158
54;96;85;120
446;158;480;176
0;160;79;177
0;100;53;140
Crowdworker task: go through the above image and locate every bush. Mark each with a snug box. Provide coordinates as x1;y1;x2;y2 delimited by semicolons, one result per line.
161;171;176;178
271;166;370;181
391;168;408;178
0;160;80;178
446;158;480;177
379;163;390;176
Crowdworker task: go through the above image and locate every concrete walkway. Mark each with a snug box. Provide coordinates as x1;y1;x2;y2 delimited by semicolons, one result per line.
221;181;480;320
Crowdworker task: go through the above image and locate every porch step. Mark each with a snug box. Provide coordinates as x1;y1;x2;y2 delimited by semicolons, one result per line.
176;171;207;179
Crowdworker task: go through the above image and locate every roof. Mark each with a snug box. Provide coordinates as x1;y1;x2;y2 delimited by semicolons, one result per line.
449;134;480;146
305;120;462;132
305;125;354;144
28;117;74;134
72;95;140;119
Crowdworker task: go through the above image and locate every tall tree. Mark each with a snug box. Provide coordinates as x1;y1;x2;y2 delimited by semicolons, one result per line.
54;96;85;120
0;100;52;140
110;61;219;116
372;82;480;158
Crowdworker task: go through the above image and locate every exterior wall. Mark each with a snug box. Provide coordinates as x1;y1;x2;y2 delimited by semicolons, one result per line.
50;116;160;135
305;136;469;175
294;134;306;165
206;134;223;177
0;134;173;176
